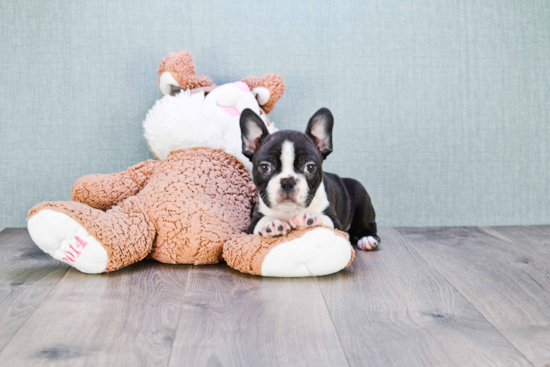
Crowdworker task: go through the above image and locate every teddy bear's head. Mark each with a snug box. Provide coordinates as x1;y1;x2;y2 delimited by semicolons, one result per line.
144;51;286;172
157;50;285;115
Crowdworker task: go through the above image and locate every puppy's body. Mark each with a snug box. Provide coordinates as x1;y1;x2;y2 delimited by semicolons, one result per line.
240;108;380;250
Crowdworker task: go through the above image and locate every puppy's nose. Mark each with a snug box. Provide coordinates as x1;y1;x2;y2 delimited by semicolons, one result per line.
280;178;296;192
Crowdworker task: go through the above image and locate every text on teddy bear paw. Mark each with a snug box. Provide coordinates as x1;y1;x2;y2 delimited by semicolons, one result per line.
62;236;88;263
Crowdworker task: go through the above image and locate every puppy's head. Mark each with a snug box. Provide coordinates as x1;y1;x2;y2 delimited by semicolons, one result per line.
240;108;333;211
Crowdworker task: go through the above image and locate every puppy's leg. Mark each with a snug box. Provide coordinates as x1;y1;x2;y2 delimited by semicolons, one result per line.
343;178;380;251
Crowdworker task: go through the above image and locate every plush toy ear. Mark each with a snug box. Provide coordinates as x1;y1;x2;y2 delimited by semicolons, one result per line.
241;74;285;114
306;108;334;159
158;69;184;96
240;109;270;159
158;50;214;96
252;87;270;106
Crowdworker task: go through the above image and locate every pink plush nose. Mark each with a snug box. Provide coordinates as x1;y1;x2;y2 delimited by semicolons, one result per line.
233;81;250;92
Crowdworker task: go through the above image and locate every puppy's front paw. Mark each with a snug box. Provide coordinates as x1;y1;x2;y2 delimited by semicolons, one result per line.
357;236;380;251
289;213;323;230
256;220;291;238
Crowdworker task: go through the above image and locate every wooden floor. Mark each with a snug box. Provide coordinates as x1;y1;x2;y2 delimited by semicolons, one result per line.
0;227;549;366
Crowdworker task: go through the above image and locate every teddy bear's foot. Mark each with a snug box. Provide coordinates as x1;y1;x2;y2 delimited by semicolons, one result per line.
224;226;354;277
261;227;353;277
28;210;108;274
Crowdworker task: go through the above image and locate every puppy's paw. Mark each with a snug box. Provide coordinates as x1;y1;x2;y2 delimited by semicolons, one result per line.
289;213;323;230
256;220;291;238
357;236;380;251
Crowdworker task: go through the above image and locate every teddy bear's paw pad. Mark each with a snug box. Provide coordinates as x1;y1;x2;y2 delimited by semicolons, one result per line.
261;227;352;277
28;210;108;274
358;236;380;251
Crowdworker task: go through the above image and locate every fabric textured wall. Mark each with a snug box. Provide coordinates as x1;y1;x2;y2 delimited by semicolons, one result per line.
1;0;549;230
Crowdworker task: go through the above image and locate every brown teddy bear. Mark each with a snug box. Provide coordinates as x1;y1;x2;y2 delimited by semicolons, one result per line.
27;51;354;276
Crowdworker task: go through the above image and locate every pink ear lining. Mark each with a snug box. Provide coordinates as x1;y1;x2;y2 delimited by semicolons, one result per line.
233;81;250;92
219;105;241;117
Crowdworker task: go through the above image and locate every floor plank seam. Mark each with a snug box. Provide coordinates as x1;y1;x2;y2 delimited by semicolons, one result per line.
0;264;70;356
314;278;352;367
395;227;537;367
165;268;193;367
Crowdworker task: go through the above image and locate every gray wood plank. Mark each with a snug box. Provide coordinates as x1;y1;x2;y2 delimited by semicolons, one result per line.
317;228;530;367
398;226;550;367
491;225;550;264
0;228;69;353
0;259;191;366
168;264;349;367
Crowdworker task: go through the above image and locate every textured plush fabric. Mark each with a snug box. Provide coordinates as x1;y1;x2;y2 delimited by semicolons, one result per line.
224;226;354;276
29;148;257;271
28;198;155;272
241;74;286;114
1;0;550;230
72;160;159;211
157;51;286;114
158;50;214;90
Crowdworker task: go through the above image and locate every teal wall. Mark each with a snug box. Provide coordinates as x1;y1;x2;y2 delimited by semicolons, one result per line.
1;0;549;230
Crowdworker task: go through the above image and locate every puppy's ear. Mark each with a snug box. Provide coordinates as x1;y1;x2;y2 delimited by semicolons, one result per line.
306;108;334;159
240;109;270;159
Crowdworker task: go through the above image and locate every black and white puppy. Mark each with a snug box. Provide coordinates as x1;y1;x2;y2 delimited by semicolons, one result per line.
240;108;380;251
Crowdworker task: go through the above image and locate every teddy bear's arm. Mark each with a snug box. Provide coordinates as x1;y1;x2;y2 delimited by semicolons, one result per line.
71;160;158;211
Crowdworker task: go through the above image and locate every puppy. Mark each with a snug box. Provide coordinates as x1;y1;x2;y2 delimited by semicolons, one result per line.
240;108;380;250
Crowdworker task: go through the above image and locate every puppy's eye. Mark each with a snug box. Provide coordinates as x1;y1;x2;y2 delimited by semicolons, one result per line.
259;163;271;174
304;163;316;173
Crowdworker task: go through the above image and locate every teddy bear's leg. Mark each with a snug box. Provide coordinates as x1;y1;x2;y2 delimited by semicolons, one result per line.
223;226;354;277
71;159;158;211
28;197;155;274
28;208;108;273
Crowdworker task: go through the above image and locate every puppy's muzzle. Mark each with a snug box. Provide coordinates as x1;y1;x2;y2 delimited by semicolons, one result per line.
280;177;296;193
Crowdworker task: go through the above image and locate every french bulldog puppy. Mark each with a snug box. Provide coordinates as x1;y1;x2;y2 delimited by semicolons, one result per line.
240;108;380;250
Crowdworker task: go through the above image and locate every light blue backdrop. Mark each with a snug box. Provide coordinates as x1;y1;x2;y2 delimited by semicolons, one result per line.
1;0;549;230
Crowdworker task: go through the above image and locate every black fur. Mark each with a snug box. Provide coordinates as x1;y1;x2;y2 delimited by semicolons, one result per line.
323;174;379;244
